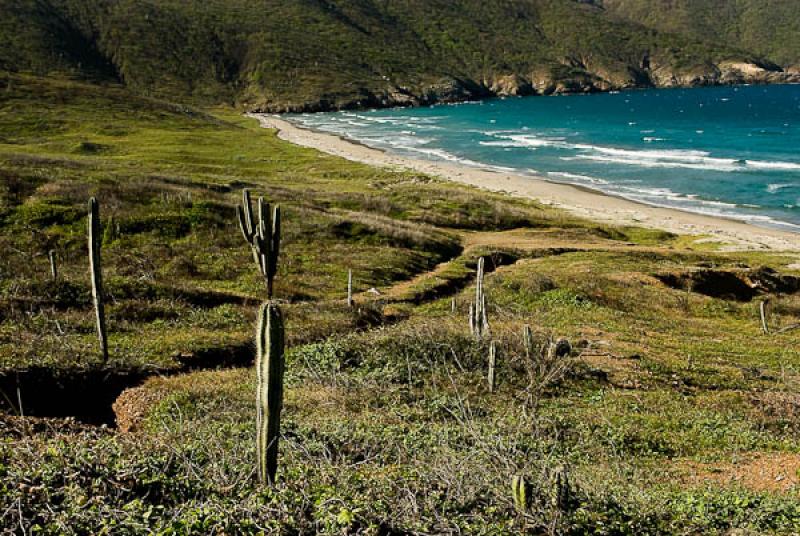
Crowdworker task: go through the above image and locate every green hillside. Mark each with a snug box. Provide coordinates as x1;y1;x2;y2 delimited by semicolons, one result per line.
1;0;792;111
3;72;800;533
600;0;800;67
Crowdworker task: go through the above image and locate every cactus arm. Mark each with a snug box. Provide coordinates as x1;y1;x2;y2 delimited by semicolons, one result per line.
269;205;281;281
242;189;254;236
258;200;272;294
237;191;281;298
237;204;254;243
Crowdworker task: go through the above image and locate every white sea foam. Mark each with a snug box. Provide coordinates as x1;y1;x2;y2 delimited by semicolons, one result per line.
546;171;609;185
479;140;529;148
746;160;800;171
767;183;796;193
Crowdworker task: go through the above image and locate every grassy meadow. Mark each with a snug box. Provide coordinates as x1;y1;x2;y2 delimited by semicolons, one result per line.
1;72;800;533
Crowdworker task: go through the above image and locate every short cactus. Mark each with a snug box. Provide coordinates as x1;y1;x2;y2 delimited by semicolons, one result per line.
88;197;108;362
512;474;532;511
550;465;573;510
255;301;285;485
237;189;281;298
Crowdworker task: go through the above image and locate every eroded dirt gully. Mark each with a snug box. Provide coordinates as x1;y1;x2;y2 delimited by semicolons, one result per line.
0;342;254;426
0;241;471;428
0;237;513;428
5;229;799;430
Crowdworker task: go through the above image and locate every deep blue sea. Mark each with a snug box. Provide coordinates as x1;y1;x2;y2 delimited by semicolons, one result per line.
290;84;800;230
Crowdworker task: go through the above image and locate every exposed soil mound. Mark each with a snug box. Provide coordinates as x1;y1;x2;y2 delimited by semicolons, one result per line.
113;383;169;433
655;267;800;301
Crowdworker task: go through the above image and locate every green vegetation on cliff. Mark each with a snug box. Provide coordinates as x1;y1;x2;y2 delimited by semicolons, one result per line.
600;0;800;68
1;0;791;111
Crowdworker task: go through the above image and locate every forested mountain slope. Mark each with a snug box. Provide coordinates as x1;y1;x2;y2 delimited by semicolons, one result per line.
1;0;798;111
600;0;800;68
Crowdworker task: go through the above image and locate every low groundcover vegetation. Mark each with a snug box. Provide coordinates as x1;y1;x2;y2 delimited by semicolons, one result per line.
1;73;800;534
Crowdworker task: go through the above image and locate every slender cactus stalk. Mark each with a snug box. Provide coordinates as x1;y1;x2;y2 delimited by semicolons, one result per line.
48;250;57;281
481;292;489;334
471;257;489;338
451;297;456;314
475;256;484;326
760;298;771;334
255;302;285;485
523;325;534;359
488;340;497;393
468;302;476;335
347;269;354;308
88;197;108;363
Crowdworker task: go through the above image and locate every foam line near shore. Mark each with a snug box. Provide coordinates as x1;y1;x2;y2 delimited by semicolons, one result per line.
249;113;800;252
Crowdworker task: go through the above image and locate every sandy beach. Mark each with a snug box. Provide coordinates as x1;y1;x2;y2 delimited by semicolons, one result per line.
250;113;800;252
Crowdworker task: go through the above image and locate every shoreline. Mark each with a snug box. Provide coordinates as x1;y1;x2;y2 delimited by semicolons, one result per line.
249;113;800;252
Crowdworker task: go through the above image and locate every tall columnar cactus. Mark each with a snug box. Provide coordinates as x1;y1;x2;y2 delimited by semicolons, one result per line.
469;257;490;337
237;189;281;298
255;301;285;485
88;197;108;362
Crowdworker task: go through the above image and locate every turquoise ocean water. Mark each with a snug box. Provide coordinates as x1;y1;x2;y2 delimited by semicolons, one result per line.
290;84;800;231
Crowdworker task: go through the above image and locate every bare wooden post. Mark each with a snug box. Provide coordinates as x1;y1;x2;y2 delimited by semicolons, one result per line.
48;250;57;281
760;298;771;334
488;340;497;393
451;297;456;314
347;269;354;308
88;198;108;363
